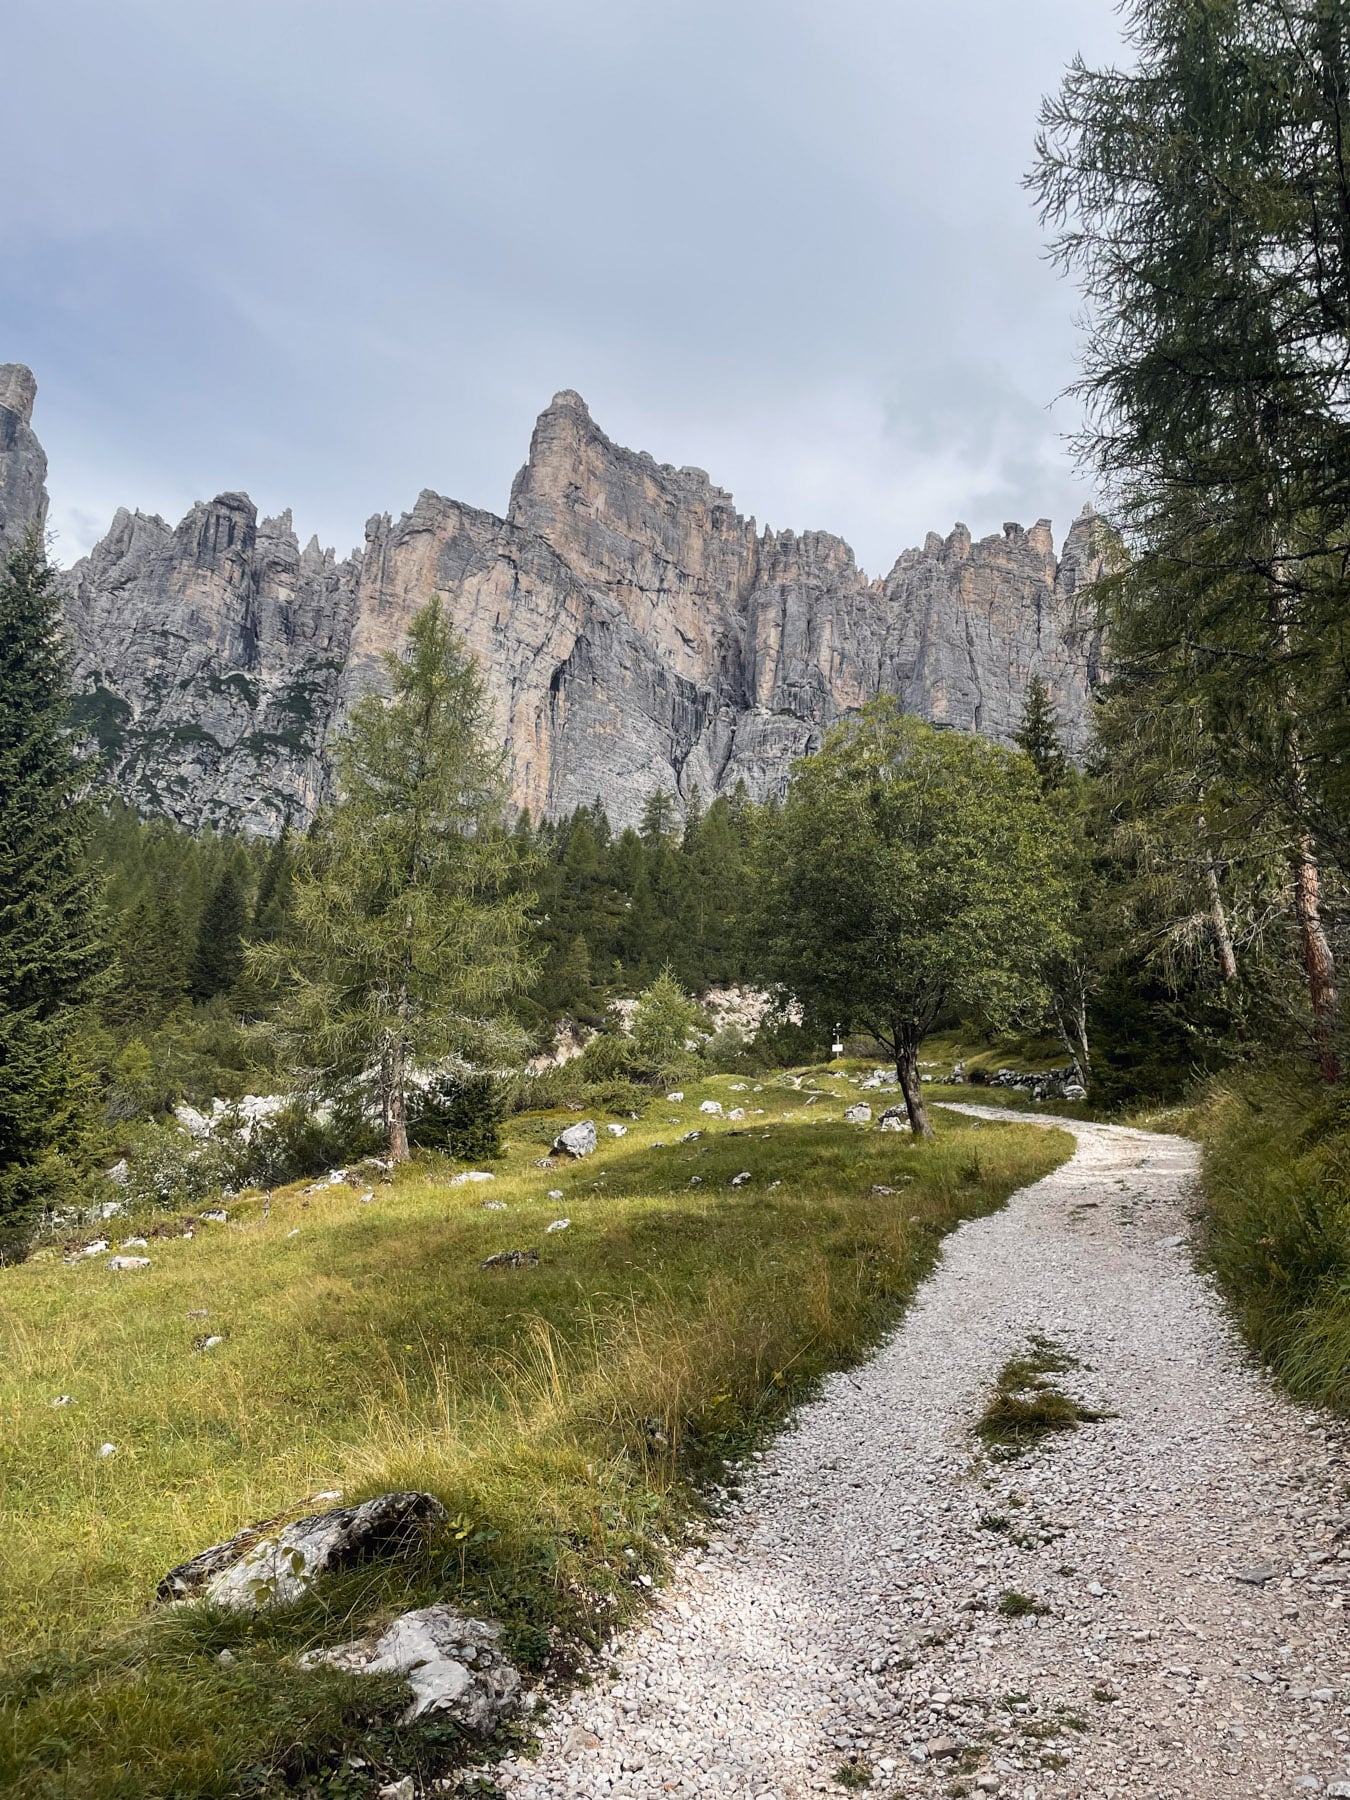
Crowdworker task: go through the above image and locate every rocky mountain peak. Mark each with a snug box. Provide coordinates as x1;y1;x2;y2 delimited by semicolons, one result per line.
0;362;48;553
0;370;1104;835
0;363;37;424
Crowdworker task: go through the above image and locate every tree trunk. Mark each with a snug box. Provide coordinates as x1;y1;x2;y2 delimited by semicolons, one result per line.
895;1037;932;1139
1196;815;1238;984
1291;837;1340;1083
387;1025;410;1163
1052;975;1091;1088
1205;855;1239;983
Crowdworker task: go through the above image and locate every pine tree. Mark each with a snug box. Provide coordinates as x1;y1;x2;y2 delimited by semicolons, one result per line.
0;531;104;1223
1015;674;1069;792
251;826;292;938
103;878;189;1032
190;864;249;1001
640;789;678;845
253;597;535;1161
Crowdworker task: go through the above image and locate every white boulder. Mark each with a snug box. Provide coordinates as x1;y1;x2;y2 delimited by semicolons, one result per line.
553;1121;598;1158
301;1604;520;1729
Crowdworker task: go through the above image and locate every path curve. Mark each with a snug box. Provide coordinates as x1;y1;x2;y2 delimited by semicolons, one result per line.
497;1108;1350;1800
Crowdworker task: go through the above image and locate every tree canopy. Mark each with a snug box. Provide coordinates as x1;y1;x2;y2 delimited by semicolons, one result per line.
756;704;1075;1134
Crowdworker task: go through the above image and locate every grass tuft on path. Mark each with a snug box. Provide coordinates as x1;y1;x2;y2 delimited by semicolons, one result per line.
0;1072;1069;1798
976;1334;1107;1454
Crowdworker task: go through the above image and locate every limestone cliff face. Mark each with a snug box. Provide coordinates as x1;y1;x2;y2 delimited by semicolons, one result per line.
1;368;1104;834
0;364;48;555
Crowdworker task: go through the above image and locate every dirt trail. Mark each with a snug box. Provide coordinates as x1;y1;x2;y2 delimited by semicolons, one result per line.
496;1108;1350;1799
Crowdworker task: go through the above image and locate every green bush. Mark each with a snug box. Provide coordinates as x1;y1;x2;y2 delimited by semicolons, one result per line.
408;1072;506;1160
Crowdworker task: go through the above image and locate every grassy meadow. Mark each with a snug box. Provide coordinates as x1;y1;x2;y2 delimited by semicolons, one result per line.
0;1068;1069;1798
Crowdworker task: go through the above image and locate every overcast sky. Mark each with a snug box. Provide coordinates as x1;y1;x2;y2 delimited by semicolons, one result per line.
5;0;1128;578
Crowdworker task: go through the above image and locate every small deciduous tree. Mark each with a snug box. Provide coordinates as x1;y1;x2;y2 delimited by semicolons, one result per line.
757;705;1075;1135
252;598;534;1161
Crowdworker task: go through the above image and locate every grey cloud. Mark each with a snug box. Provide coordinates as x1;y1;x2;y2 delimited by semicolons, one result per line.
3;0;1128;570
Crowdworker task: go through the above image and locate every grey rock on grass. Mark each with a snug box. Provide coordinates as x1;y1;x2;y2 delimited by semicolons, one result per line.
302;1604;520;1728
553;1121;597;1159
159;1490;447;1609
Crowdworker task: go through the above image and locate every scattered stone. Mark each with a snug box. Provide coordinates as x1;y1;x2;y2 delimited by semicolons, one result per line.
479;1249;540;1271
607;1123;628;1137
81;1239;109;1257
120;1236;149;1249
546;1219;571;1233
699;1100;724;1116
878;1106;908;1131
844;1103;873;1124
216;1647;236;1665
1064;1082;1088;1100
98;1443;117;1458
301;1603;520;1728
193;1334;225;1351
927;1735;959;1757
1234;1563;1282;1585
728;1107;746;1120
554;1121;598;1159
482;1200;508;1211
108;1255;150;1271
359;1190;374;1203
200;1209;228;1223
547;1189;564;1200
51;1394;72;1407
730;1171;752;1187
666;1092;684;1103
159;1490;449;1608
682;1130;702;1143
449;1170;496;1186
871;1185;896;1196
105;1158;129;1186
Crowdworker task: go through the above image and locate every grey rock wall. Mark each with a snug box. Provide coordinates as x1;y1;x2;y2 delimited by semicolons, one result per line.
0;368;1104;835
0;363;48;556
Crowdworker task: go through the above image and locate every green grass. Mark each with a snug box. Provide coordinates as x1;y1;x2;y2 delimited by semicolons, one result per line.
919;1030;1070;1081
0;1072;1071;1799
1198;1066;1350;1414
976;1335;1107;1454
997;1590;1050;1618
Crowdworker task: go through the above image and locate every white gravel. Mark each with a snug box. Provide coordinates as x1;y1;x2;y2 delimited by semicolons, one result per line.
494;1107;1350;1800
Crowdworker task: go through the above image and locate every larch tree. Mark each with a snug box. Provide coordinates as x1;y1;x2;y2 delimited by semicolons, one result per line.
1032;0;1350;1077
253;598;535;1161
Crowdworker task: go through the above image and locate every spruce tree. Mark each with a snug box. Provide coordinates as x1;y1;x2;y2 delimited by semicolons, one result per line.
102;878;188;1032
0;531;103;1224
190;864;249;1001
1015;674;1069;792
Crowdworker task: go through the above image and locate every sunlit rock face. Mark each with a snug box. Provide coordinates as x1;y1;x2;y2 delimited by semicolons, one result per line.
1;370;1104;835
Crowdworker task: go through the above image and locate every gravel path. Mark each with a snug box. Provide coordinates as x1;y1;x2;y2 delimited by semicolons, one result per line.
495;1108;1350;1800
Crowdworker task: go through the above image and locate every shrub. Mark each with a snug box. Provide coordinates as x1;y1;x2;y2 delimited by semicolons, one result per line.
408;1072;507;1161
